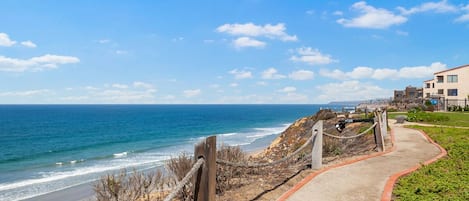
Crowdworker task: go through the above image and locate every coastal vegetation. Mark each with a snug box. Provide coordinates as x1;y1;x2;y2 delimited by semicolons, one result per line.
393;126;469;201
94;110;380;200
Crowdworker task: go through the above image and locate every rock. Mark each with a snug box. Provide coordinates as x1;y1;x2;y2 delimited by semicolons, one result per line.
395;115;407;124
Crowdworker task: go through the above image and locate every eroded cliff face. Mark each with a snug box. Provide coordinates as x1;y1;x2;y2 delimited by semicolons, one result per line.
258;110;375;161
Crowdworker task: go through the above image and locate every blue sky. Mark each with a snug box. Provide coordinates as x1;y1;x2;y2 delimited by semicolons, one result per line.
0;0;468;104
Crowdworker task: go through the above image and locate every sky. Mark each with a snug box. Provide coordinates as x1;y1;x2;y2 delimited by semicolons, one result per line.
0;0;468;104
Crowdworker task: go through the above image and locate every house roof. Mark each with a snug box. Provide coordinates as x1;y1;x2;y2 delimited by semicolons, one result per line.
434;64;469;75
423;79;433;82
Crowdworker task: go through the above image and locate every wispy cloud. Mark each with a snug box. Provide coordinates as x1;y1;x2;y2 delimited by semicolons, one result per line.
289;70;314;80
337;1;407;29
278;86;296;93
233;37;266;48
21;40;37;48
216;22;297;41
290;47;337;65
319;62;447;80
0;54;80;72
455;4;469;23
261;68;285;79
229;69;253;79
0;89;51;97
315;80;391;102
183;89;201;97
397;0;458;15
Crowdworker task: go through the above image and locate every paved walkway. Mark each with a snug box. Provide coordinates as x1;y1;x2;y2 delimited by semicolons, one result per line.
285;121;442;201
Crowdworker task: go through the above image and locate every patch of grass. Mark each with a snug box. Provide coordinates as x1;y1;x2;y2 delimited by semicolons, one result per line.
388;112;407;120
389;110;469;127
393;126;469;201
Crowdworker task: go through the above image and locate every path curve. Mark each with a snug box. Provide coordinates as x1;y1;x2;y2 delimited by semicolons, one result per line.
279;122;443;201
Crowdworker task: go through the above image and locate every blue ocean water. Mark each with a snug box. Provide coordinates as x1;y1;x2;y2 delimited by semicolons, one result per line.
0;104;330;200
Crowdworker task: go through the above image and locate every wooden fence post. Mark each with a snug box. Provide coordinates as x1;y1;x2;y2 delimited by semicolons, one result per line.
374;112;385;152
381;110;387;137
193;136;216;201
311;120;323;170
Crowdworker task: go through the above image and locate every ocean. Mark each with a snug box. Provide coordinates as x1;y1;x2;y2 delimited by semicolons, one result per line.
0;104;336;201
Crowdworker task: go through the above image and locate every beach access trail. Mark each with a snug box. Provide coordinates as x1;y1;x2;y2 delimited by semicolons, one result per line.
282;120;444;201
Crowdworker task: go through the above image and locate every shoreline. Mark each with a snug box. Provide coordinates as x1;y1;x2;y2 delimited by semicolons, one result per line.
20;133;280;201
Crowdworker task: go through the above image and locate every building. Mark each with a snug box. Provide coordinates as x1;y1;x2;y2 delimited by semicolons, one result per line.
423;64;469;107
393;86;423;102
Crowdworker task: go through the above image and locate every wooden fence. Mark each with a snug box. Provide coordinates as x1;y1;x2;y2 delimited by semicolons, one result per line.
164;110;388;200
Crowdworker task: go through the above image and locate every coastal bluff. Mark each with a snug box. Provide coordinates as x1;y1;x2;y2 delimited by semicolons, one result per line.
257;109;376;162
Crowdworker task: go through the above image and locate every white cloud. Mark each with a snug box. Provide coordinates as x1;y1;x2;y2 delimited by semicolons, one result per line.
278;86;297;93
396;30;409;36
455;5;469;22
183;89;201;97
21;40;37;48
233;37;266;48
290;47;337;65
96;89;156;103
315;80;391;102
230;83;239;87
229;69;253;79
398;62;447;78
216;22;297;42
306;10;315;15
0;54;80;72
347;66;374;79
133;81;154;89
112;84;129;89
0;33;16;47
256;81;268;86
333;11;344;16
0;89;51;97
397;0;458;15
279;92;309;103
320;62;447;80
289;70;315;80
337;1;407;29
372;68;398;80
261;68;286;79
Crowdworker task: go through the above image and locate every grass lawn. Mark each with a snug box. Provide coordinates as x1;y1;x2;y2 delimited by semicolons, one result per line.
393;126;469;201
388;112;469;127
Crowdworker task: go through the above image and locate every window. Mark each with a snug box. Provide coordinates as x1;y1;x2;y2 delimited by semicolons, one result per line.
447;89;458;96
437;76;444;83
426;83;430;88
447;75;458;83
426;93;430;98
432;83;435;88
438;89;444;94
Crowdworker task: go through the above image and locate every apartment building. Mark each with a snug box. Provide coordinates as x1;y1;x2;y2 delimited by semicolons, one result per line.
394;86;423;102
423;64;469;106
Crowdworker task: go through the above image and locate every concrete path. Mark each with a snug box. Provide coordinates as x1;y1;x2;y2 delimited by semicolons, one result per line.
285;121;442;201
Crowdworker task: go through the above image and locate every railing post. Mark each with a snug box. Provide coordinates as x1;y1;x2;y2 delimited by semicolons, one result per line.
193;136;216;201
311;120;323;170
374;112;385;152
381;110;387;137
